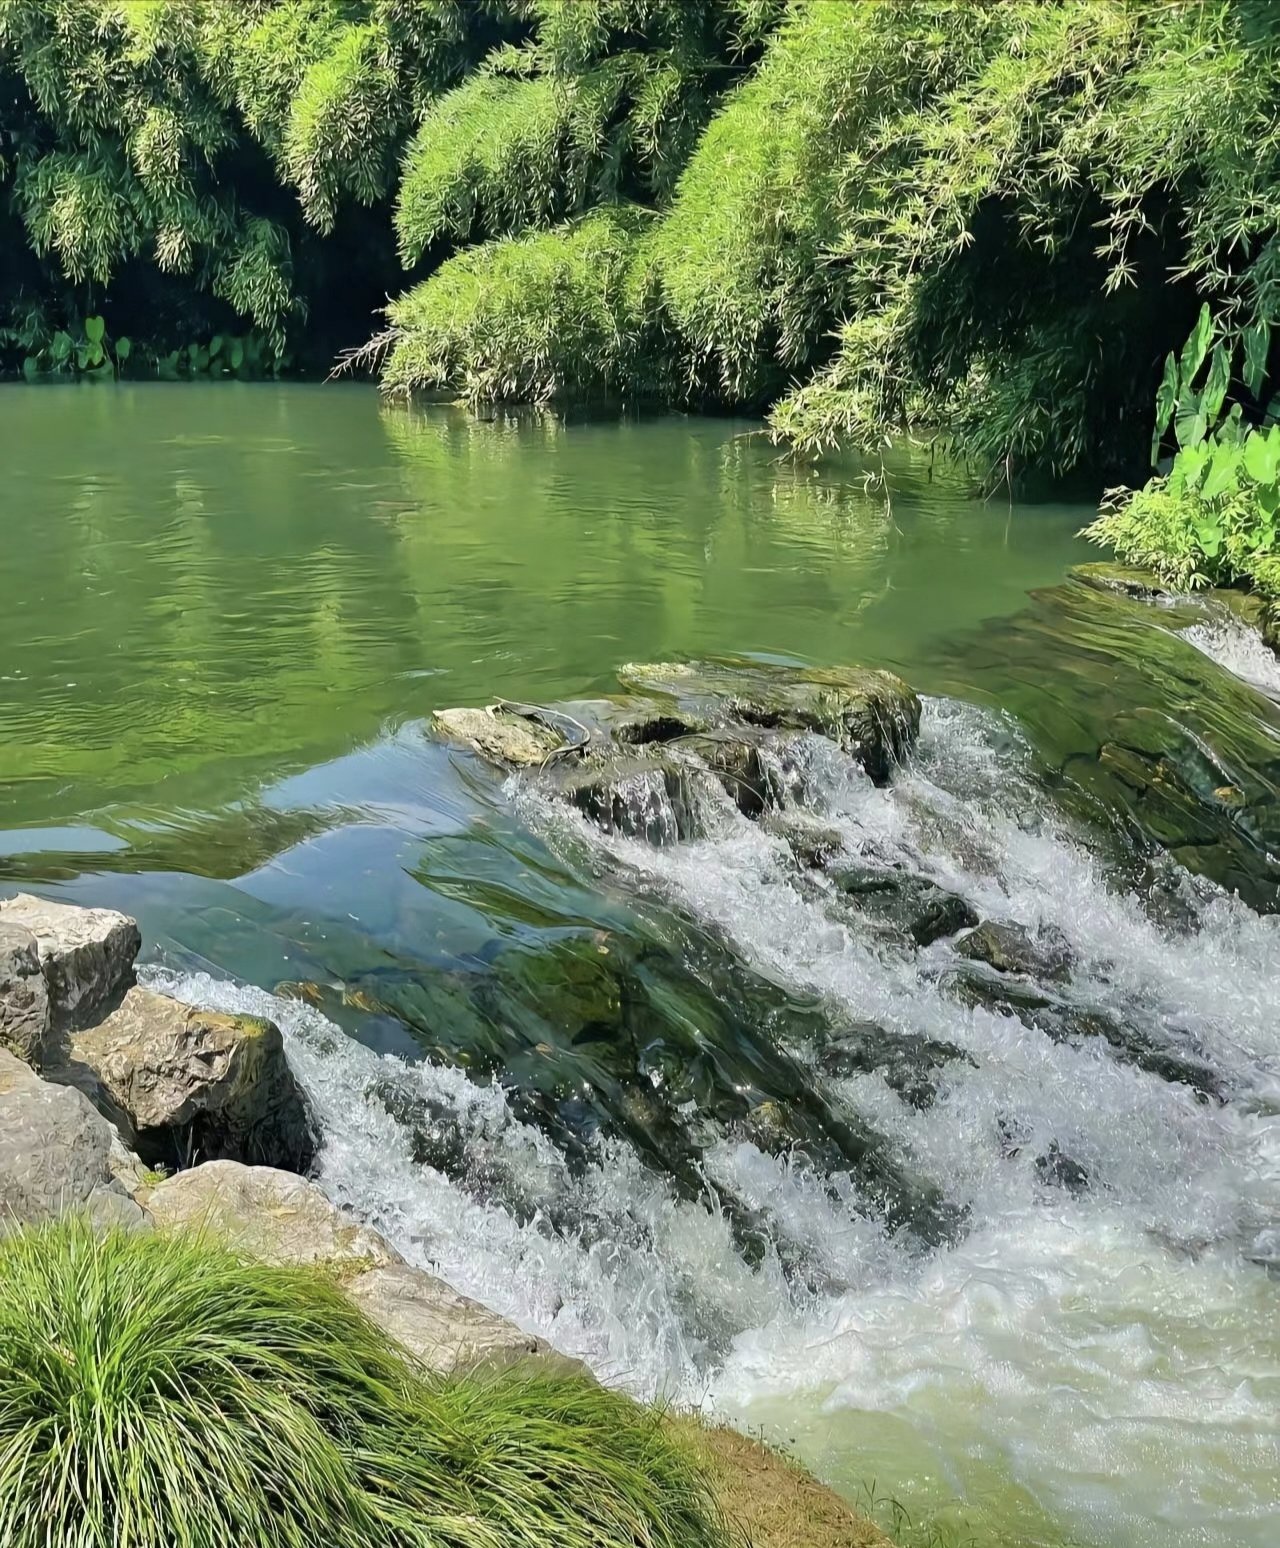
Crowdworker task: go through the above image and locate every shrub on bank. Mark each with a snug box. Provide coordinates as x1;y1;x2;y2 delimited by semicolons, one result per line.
0;1218;734;1548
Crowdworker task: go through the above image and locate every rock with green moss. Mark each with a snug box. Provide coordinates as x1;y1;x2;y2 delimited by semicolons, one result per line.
56;987;315;1173
1068;562;1172;600
618;659;920;784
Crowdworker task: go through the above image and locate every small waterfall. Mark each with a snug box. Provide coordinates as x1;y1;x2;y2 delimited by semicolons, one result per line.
148;695;1280;1548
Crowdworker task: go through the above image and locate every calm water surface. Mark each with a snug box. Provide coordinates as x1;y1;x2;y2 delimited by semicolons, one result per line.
3;384;1278;1548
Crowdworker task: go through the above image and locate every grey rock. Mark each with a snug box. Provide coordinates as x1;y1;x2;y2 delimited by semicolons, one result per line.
0;893;139;1037
0;920;52;1066
60;986;315;1173
145;1162;581;1377
85;1184;152;1232
0;1048;117;1227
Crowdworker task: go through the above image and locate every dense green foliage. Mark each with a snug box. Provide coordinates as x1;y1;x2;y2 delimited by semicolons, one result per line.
0;1218;733;1548
3;0;1279;537
377;0;1280;486
1087;304;1280;590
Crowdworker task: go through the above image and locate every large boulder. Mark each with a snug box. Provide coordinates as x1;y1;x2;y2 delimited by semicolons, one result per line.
61;986;315;1173
145;1162;580;1377
0;921;52;1066
0;1049;146;1230
0;893;139;1038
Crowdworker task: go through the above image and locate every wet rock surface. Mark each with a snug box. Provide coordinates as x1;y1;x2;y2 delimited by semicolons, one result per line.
828;867;979;947
953;920;1073;982
817;1022;977;1110
434;659;922;844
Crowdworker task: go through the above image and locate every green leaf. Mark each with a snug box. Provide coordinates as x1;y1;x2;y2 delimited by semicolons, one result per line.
1180;303;1213;384
86;342;105;368
187;341;202;365
21;355;39;382
194;347;210;373
1201;343;1230;426
1243;320;1270;399
1152;350;1179;462
209;334;224;358
50;330;73;363
75;346;90;371
84;314;106;345
1195;518;1224;558
1243;427;1280;485
1175;385;1208;450
114;336;131;362
229;339;245;371
1200;443;1241;502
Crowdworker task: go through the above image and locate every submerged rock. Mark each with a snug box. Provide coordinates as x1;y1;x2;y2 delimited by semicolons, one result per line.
0;893;140;1038
145;1161;579;1376
954;920;1073;981
949;968;1222;1099
1035;1142;1090;1194
817;1021;976;1109
829;867;979;948
764;810;847;868
0;921;52;1066
57;986;315;1172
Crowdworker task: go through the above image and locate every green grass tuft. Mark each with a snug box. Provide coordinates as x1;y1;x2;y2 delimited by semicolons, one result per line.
0;1218;736;1548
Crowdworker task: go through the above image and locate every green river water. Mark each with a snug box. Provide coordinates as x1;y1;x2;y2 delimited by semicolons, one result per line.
2;384;1278;1548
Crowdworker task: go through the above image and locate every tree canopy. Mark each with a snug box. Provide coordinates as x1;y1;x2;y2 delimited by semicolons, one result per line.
2;0;1278;485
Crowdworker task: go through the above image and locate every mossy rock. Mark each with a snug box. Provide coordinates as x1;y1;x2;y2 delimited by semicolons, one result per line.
1068;562;1173;601
617;660;920;785
433;705;565;765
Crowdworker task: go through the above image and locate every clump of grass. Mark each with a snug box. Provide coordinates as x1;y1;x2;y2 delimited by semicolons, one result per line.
0;1218;735;1548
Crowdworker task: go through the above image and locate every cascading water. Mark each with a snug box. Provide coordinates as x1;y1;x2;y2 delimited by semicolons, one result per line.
149;693;1280;1548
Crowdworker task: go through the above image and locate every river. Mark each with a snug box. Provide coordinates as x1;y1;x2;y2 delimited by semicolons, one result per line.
2;384;1277;1548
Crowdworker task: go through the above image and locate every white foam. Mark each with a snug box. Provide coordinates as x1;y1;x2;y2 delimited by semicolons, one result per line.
1180;607;1280;698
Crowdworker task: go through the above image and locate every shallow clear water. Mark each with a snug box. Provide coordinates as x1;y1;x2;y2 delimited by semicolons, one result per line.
3;384;1278;1548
